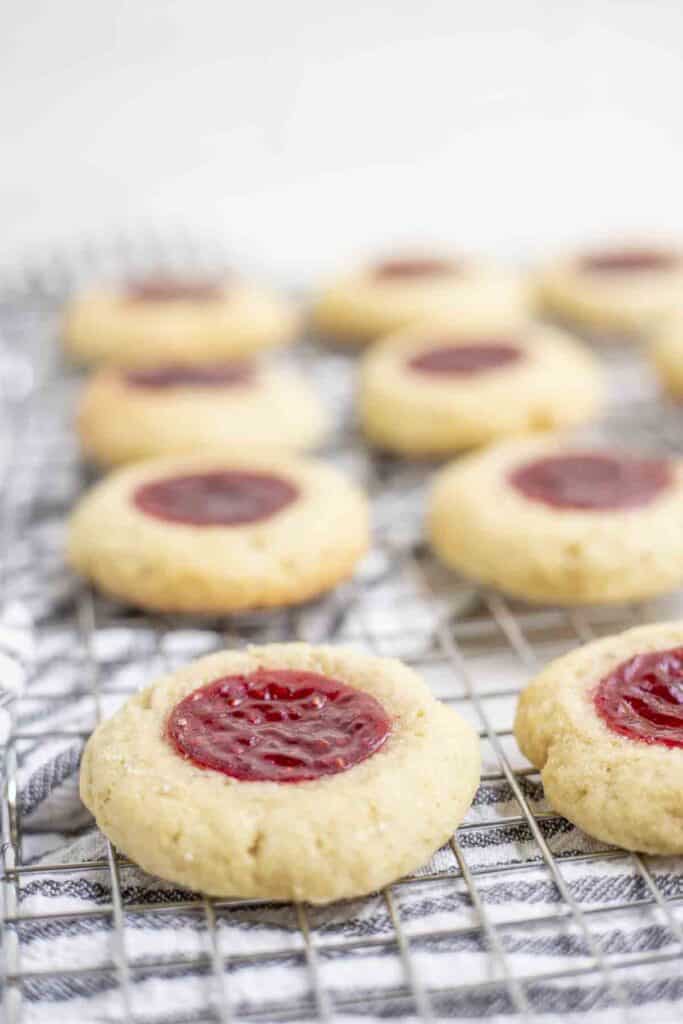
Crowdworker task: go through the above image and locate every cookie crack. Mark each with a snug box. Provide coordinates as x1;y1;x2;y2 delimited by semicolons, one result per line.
248;831;264;858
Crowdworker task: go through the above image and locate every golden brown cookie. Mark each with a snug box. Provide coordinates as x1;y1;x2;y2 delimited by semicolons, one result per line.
312;253;530;345
359;323;603;455
515;621;683;854
650;310;683;398
77;361;328;466
63;274;299;366
536;243;683;336
80;643;481;902
428;437;683;605
68;452;369;613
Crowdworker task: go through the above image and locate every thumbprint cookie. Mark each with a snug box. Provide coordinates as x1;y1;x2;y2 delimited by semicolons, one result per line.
312;252;530;345
68;453;369;613
80;643;481;902
536;243;683;336
359;323;603;455
77;360;328;465
63;273;299;366
515;621;683;854
428;437;683;605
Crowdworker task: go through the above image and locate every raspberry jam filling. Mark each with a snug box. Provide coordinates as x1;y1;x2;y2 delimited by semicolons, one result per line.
579;248;678;274
125;362;254;390
168;668;392;782
373;257;457;280
408;342;522;376
509;452;673;511
125;276;224;302
594;647;683;748
133;470;298;526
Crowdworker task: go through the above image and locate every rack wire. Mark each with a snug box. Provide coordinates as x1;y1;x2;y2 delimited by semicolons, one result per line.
2;237;683;1023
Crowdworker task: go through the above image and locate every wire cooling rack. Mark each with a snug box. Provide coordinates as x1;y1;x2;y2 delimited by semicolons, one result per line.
2;237;683;1024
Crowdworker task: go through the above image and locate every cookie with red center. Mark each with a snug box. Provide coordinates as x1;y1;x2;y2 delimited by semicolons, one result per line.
67;453;369;613
536;242;683;336
79;643;481;902
428;437;683;605
62;273;300;366
311;252;530;345
515;621;683;854
77;360;328;466
359;324;603;456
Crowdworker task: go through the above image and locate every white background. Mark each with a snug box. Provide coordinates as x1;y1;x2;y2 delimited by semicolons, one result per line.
3;0;683;279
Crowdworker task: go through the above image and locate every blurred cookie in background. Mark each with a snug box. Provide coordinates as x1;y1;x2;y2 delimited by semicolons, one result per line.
311;251;530;345
428;437;683;605
63;273;300;366
536;242;683;337
359;323;603;456
78;360;329;466
68;452;369;614
650;310;683;399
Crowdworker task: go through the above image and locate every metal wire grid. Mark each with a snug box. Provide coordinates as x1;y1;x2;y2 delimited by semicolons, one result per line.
2;240;683;1023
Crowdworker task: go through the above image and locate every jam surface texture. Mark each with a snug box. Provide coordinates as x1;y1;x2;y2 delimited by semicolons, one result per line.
594;646;683;748
509;452;672;511
125;276;224;302
579;248;678;274
125;362;254;390
408;342;522;376
133;470;298;526
168;668;392;782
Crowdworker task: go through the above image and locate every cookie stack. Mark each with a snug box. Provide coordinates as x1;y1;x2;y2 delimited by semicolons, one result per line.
69;244;683;904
